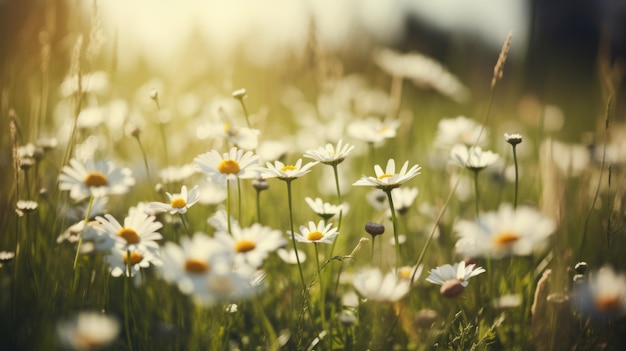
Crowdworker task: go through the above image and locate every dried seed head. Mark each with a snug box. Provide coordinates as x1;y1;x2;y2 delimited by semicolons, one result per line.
365;221;385;236
491;31;513;89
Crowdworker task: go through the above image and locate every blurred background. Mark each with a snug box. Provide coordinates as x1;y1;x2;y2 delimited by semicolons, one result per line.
2;0;626;138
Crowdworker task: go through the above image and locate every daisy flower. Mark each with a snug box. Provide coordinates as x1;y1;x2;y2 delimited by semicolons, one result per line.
149;185;200;214
433;116;486;149
353;159;421;191
194;147;259;183
215;223;286;268
276;248;307;264
391;187;419;215
454;204;556;259
426;261;485;298
450;144;500;171
304;139;355;166
57;311;119;351
59;158;135;201
291;220;339;244
305;197;347;221
96;207;163;254
198;263;260;306
353;267;410;302
347;118;400;145
105;246;162;283
395;264;424;284
159;233;233;296
262;159;318;180
572;265;626;320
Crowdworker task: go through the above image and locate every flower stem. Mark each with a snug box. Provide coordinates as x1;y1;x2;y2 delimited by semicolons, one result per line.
124;250;134;351
384;189;401;269
314;243;328;334
329;164;343;258
238;98;252;128
73;195;94;270
179;213;190;236
134;135;152;186
511;144;519;209
286;180;306;292
472;170;480;219
254;295;278;350
226;180;232;234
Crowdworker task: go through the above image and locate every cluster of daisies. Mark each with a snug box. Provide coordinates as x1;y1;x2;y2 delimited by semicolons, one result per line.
46;100;626;349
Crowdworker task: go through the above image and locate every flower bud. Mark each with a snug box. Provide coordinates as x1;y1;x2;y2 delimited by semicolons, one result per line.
365;221;385;236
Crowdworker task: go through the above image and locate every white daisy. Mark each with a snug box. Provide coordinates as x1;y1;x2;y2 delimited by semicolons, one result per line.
262;159;318;180
450;144;500;171
291;220;339;244
353;267;410;302
105;246;162;283
194;147;259;183
426;261;485;298
347;118;400;145
96;207;163;254
276;248;307;264
391;187;419;215
454;204;556;259
304;197;347;221
158;164;196;184
159;233;233;296
304;139;355;166
149;185;200;214
215;223;286;268
395;264;424;283
353;159;421;191
57;311;119;351
59;158;135;201
572;265;626;320
433;116;486;149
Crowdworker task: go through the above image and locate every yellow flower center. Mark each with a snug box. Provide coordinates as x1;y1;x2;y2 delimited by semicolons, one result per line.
83;172;108;187
170;197;187;209
494;232;520;246
595;295;621;312
235;239;256;253
398;267;412;280
307;231;324;241
280;165;297;172
224;122;237;136
377;173;393;180
217;159;241;175
123;251;143;265
185;259;210;274
117;227;140;244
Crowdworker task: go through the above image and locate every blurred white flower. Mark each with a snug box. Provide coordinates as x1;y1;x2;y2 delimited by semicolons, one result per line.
572;265;626;320
304;139;355;166
215;223;286;268
60;71;110;97
353;267;410;302
347;118;400;145
276;248;306;264
454;204;555;259
304;197;347;221
433;116;486;149
373;48;469;103
450;144;499;171
105;246;162;283
158;164;196;184
57;311;119;351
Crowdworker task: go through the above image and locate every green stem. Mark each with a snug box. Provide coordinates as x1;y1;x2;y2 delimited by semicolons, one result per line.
124;250;134;351
286;180;306;292
254;296;278;350
179;213;190;236
314;243;328;334
237;178;242;225
473;170;480;218
256;188;262;224
384;189;401;269
135;136;152;186
73;195;94;269
512;144;519;209
328;164;343;258
238;99;252;128
226;180;232;234
154;98;170;166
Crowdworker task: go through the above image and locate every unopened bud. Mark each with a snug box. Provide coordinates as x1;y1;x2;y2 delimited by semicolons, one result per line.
365;221;385;236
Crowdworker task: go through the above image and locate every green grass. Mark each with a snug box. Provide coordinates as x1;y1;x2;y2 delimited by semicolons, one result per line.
2;4;626;351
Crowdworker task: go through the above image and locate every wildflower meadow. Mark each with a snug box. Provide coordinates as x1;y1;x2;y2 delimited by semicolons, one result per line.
2;2;626;350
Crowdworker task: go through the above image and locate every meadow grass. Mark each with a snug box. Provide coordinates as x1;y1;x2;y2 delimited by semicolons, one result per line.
2;5;626;351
